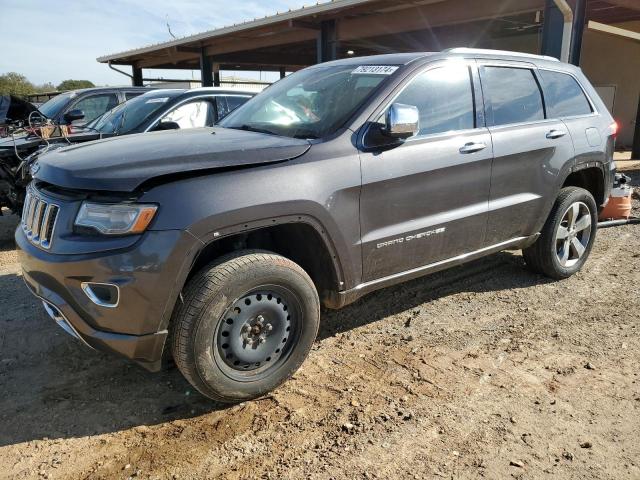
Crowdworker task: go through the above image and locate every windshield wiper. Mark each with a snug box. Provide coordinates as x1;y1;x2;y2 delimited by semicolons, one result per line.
292;130;319;139
232;124;279;136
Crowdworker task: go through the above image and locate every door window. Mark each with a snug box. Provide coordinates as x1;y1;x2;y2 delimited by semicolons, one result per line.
216;95;251;120
70;93;118;123
161;100;211;129
539;70;592;118
482;66;544;126
392;64;475;136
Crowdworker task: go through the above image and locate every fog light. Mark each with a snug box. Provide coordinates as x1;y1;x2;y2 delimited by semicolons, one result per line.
81;282;119;308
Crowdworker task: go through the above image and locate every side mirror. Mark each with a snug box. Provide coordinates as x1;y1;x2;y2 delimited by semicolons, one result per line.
154;121;180;131
63;109;85;124
383;103;419;140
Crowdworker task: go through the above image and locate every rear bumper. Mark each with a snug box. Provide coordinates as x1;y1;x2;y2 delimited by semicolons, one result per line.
17;227;202;371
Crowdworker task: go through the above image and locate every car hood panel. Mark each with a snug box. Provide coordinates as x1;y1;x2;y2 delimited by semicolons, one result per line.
34;127;311;192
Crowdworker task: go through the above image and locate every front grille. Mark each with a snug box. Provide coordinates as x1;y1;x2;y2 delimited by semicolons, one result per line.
21;189;60;249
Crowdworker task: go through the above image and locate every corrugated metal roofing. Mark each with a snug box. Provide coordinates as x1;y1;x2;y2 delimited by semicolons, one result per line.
97;0;375;63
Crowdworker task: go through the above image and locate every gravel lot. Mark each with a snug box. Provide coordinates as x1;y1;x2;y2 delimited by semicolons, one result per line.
0;163;638;480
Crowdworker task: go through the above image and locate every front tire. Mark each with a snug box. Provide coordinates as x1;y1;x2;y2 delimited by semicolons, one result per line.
170;251;320;403
522;187;597;279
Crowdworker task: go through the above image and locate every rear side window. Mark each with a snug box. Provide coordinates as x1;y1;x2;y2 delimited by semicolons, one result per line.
393;64;475;136
540;70;592;118
482;66;544;126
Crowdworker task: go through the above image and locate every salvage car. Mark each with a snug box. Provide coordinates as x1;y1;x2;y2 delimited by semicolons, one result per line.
17;49;616;403
0;88;253;212
36;86;150;127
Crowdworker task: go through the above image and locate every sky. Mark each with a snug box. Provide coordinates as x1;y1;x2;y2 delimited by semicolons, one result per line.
0;0;312;87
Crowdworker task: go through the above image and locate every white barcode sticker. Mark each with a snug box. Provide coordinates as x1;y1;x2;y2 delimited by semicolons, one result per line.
352;65;399;75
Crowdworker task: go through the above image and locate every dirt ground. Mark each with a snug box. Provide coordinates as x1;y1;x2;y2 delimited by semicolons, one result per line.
0;163;638;480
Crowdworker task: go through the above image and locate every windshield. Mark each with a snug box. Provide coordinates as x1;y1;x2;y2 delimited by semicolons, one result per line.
219;64;398;139
90;91;181;134
38;92;76;119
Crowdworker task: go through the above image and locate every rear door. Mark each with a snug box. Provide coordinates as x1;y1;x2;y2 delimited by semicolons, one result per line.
479;62;575;244
358;60;493;281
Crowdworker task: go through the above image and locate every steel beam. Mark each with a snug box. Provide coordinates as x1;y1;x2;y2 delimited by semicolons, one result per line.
200;49;214;87
570;0;587;65
317;19;338;63
132;66;143;86
213;64;221;87
541;0;565;60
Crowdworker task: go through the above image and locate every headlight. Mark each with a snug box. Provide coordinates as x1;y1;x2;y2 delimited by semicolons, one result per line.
75;202;157;235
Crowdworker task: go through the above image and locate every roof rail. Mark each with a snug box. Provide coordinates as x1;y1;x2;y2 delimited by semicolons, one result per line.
443;48;560;62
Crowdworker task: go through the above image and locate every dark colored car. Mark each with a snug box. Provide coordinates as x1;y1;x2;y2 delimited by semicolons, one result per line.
87;87;254;134
0;88;253;212
17;49;616;403
36;86;150;127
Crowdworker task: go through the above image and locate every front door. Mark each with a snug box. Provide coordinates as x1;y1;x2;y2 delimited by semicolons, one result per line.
359;61;493;282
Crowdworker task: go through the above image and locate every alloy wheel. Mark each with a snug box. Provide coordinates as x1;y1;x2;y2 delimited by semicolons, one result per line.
555;201;592;268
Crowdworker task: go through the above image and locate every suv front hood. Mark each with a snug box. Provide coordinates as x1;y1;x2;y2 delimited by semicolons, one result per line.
34;127;311;192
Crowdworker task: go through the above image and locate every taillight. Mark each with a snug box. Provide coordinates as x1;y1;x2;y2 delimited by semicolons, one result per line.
608;121;618;137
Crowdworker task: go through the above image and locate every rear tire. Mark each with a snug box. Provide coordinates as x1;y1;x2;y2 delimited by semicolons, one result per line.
170;250;320;403
522;187;597;279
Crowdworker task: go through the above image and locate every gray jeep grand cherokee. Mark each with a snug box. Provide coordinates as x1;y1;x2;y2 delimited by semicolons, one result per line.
17;49;615;402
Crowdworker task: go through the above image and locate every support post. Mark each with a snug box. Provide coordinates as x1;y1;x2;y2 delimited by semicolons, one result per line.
213;64;221;87
569;0;587;65
541;0;564;60
543;0;573;62
280;67;286;79
200;49;213;87
132;66;143;86
632;94;640;160
316;19;338;64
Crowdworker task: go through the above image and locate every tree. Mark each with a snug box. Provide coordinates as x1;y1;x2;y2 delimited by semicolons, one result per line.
57;79;95;91
0;72;35;96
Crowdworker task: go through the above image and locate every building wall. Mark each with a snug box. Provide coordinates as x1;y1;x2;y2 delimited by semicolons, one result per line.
580;21;640;148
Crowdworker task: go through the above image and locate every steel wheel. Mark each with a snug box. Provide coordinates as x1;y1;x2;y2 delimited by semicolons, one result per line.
555;201;592;268
213;286;301;382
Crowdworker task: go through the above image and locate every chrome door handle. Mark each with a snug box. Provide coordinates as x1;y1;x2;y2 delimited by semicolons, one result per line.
459;142;487;154
546;129;567;139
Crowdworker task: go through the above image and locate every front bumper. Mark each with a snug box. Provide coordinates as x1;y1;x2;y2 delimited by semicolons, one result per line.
17;227;202;371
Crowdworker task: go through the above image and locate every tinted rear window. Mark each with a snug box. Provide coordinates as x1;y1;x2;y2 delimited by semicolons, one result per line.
482;66;544;126
540;70;592;118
